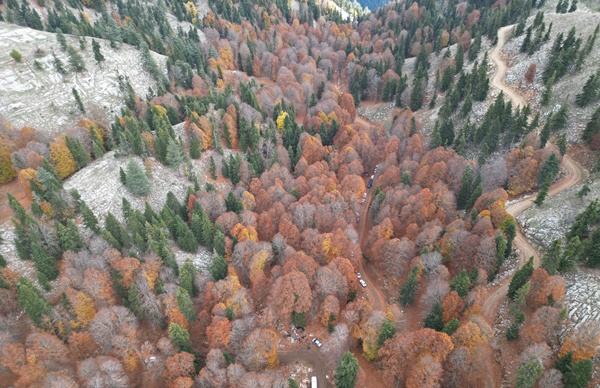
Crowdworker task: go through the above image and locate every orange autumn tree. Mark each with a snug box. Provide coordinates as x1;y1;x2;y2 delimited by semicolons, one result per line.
49;137;77;178
274;270;312;323
379;328;454;386
559;323;600;362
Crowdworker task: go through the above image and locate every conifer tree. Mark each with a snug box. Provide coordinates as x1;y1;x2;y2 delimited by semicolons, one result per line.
57;220;84;252
335;352;359;388
180;259;196;296
72;88;86;114
67;46;86;72
128;283;144;319
450;269;470;297
168;323;193;353
189;135;201;159
166;138;184;173
31;238;58;281
56;29;67;51
534;178;551;206
210;156;217;179
125;159;151;196
508;257;534;299
92;39;104;63
424;302;444;331
176;219;198;253
443;318;460;335
541;75;554;105
16;278;52;325
582;106;600;144
210;252;228;281
400;266;420;306
177;287;196;322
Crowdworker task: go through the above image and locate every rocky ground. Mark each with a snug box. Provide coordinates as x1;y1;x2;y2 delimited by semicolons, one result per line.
0;22;167;136
502;9;600;143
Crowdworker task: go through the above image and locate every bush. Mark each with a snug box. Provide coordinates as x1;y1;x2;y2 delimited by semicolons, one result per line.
506;323;520;340
10;49;22;62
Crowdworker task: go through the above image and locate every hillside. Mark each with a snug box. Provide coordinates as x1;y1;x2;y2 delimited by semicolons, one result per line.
0;0;599;387
0;22;167;135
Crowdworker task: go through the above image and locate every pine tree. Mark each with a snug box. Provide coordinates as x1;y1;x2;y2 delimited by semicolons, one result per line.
377;320;396;346
465;175;482;211
53;55;67;75
399;266;420;306
210;252;228;281
72;88;86;113
125;159;151;196
225;191;243;214
31;238;58;281
334;352;359;388
450;269;470;297
541;76;554;105
440;119;455;146
582;106;600;144
189;135;201;159
92;39;104;63
410;76;423;111
176;219;198;253
557;134;567;156
508;257;535;299
166;138;184;173
16;278;51;325
424;302;444;331
168;323;193;353
575;73;598;107
128;283;144;319
67;46;86;72
455;45;464;74
541;239;562;275
516;358;544;388
177;287;196;322
209;156;217;179
443;318;460;335
456;166;473;209
534;178;551;206
180;259;196;296
521;27;532;52
57;220;84;252
56;29;68;51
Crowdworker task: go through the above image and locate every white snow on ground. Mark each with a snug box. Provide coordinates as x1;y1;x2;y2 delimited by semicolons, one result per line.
564;268;600;329
0;22;167;136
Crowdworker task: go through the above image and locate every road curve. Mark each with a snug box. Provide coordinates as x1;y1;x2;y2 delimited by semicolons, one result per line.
483;154;585;323
491;25;527;109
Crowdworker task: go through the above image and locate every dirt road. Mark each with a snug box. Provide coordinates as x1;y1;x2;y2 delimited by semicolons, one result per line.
279;349;331;387
491;25;527;109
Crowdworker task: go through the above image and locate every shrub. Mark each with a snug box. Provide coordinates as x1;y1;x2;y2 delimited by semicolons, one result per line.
10;49;22;62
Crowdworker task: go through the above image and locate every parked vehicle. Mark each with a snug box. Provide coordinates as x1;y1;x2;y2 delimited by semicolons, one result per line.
361;198;366;204
359;279;367;287
357;272;361;279
362;192;367;198
311;376;318;388
367;175;375;188
312;338;323;347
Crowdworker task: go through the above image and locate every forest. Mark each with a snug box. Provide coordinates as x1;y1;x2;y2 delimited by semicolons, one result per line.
0;0;599;386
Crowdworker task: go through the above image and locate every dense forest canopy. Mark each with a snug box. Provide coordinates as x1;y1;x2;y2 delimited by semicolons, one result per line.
0;0;599;386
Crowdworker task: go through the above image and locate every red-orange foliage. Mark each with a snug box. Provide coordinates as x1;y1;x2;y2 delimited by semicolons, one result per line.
379;328;453;385
442;291;464;323
526;268;565;309
163;352;196;382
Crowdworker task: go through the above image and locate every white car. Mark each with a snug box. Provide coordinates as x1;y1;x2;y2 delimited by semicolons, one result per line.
362;192;367;198
359;279;367;287
361;198;366;204
357;272;361;279
312;338;323;347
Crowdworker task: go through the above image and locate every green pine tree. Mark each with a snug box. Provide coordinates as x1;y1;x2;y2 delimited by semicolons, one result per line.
125;159;151;196
424;302;444;331
168;323;193;353
92;39;104;63
541;239;562;275
210;252;228;281
72;88;86;113
177;286;196;322
377;320;396;346
442;318;460;335
57;219;84;252
450;269;470;297
508;257;534;299
31;238;58;281
180;259;197;296
516;358;543;388
334;352;359;388
67;46;86;72
17;277;52;325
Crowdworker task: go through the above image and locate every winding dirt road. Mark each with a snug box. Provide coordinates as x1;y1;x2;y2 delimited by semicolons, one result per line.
491;25;527;109
482;24;587;325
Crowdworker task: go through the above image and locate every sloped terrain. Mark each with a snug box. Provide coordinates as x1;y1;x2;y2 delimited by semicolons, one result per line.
0;21;167;135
